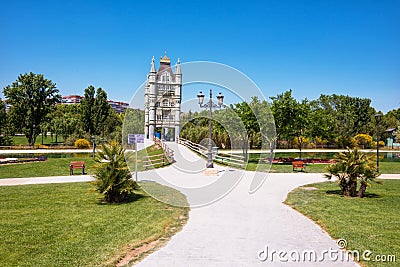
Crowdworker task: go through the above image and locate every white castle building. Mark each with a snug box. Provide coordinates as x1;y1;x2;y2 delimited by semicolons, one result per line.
144;53;182;141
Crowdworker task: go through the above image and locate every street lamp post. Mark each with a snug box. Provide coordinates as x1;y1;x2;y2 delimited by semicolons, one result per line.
91;136;96;158
374;114;382;172
197;89;224;168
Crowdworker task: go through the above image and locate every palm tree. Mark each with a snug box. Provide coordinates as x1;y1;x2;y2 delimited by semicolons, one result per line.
325;148;380;198
92;142;138;203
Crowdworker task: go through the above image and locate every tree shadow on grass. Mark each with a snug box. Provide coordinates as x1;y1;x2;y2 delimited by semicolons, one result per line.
95;192;148;205
326;190;381;198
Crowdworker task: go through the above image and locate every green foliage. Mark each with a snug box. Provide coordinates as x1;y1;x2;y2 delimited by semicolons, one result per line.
80;86;121;140
270;89;306;142
314;94;375;140
3;72;61;145
81;85;96;134
0;99;13;145
325;148;380;197
92;142;138;203
74;138;90;148
0;98;5;134
122;108;144;144
393;126;400;143
93;87;111;135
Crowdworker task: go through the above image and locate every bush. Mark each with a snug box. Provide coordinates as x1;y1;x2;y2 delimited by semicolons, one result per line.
325;148;380;198
354;133;373;148
92;142;138;203
0;135;14;146
74;138;90;148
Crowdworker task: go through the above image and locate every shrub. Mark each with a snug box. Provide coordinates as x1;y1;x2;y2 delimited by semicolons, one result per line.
325;148;380;198
92;142;138;203
74;138;90;148
354;133;373;148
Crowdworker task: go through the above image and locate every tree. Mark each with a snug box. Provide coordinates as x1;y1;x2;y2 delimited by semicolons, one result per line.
0;98;12;145
393;126;400;143
313;94;374;147
270;90;309;148
122;108;145;145
81;85;96;135
81;86;114;137
325;148;380;198
93;88;111;136
3;72;61;146
92;142;138;203
0;98;5;134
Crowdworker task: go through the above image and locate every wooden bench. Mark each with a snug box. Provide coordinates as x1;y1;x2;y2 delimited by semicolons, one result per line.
292;161;306;172
70;161;85;175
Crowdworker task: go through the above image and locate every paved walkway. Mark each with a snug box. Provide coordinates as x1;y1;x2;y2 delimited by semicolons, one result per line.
0;175;94;186
135;143;360;266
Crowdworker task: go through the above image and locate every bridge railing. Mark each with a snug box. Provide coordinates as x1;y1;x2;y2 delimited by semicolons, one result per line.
153;137;174;162
177;137;245;169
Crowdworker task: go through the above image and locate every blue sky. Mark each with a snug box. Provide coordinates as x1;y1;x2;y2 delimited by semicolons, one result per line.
1;0;399;112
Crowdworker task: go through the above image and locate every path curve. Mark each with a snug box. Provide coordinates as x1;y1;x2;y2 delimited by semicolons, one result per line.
136;143;359;266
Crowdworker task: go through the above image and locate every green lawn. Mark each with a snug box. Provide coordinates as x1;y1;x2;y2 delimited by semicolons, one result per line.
285;180;400;267
11;135;65;145
0;182;189;267
245;162;400;174
0;156;96;179
0;145;168;179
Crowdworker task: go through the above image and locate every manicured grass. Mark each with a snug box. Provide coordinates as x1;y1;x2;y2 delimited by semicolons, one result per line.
245;162;400;174
11;135;65;145
0;145;168;179
0;182;189;267
285;180;400;267
0;156;96;179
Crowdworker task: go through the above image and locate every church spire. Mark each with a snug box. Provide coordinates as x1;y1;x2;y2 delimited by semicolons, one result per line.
150;56;156;73
175;58;181;75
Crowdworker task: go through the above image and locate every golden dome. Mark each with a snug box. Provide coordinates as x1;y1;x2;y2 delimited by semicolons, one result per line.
160;51;170;64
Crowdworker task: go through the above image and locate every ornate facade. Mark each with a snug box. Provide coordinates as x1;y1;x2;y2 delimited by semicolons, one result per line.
144;53;182;141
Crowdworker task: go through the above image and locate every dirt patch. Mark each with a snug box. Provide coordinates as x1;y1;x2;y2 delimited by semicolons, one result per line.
114;212;189;266
116;239;161;267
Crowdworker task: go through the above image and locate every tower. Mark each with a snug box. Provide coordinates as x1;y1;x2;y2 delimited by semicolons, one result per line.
144;53;182;141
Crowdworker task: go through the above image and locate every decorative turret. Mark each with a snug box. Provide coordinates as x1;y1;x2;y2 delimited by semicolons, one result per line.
175;58;181;75
150;56;156;73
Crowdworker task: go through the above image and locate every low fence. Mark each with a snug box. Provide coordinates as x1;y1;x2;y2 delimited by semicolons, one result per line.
177;137;245;168
143;137;174;170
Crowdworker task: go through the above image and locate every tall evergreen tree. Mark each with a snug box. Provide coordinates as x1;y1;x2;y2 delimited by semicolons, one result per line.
93;88;110;136
81;85;96;134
